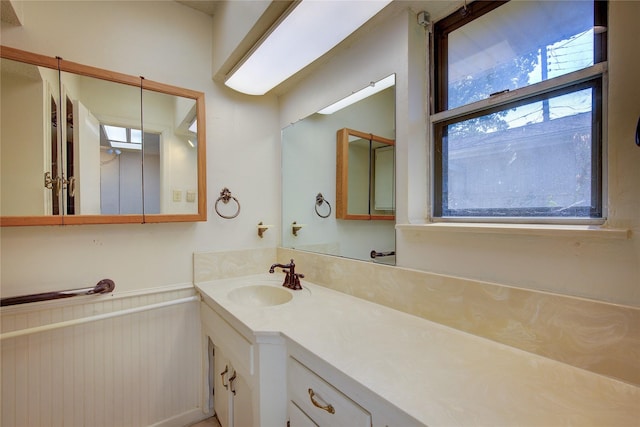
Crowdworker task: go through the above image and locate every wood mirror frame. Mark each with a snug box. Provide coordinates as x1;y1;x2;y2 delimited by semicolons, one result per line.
0;45;206;226
336;127;395;220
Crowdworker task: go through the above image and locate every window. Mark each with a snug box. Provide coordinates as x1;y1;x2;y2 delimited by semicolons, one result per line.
101;124;142;151
432;0;607;221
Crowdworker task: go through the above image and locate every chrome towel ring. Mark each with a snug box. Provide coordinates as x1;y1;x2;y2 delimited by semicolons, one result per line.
315;193;332;218
215;187;241;219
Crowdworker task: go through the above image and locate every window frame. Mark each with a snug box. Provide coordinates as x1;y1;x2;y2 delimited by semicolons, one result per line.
430;0;608;224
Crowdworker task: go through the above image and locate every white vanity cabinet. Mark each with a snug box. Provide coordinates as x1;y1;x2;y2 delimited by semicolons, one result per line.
200;302;255;427
200;300;288;427
196;276;640;427
286;342;423;427
197;278;423;427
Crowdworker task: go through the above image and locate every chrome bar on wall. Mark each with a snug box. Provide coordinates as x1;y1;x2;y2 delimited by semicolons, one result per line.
0;295;200;341
0;279;115;307
370;250;395;259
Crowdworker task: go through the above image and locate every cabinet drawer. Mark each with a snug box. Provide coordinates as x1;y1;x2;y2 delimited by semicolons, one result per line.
201;302;253;376
288;401;318;427
288;357;371;427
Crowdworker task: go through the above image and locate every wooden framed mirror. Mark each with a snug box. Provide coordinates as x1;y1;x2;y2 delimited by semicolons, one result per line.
0;45;206;226
336;128;395;220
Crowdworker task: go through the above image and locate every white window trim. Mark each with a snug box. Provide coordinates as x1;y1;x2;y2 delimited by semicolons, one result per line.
396;223;630;240
431;62;607;126
428;62;609;226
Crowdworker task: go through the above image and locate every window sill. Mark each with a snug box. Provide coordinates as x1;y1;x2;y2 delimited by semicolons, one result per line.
396;223;631;240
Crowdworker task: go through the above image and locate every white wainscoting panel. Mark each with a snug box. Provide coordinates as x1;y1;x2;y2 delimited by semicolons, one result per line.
1;285;204;427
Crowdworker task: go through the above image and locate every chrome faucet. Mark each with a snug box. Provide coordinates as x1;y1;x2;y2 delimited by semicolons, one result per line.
269;259;304;290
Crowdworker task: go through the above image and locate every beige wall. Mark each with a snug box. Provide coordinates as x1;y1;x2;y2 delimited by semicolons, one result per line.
0;69;46;215
0;1;281;297
2;1;638;308
279;1;640;306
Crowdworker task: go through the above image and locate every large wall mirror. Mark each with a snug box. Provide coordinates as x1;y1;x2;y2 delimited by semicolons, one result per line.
0;46;206;226
282;74;396;264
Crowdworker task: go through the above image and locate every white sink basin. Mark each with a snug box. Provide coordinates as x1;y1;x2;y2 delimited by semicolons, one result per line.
227;285;293;307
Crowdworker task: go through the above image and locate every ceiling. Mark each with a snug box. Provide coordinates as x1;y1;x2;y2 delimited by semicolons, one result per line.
172;0;461;95
176;1;460;22
175;0;219;16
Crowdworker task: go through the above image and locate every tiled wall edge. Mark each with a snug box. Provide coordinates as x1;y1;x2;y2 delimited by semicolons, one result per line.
278;247;640;386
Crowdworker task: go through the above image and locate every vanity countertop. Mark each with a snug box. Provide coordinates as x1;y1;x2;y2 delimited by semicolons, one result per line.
195;274;639;426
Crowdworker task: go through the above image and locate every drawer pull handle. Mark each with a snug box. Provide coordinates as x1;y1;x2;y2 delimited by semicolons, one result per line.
220;365;229;389
308;388;335;414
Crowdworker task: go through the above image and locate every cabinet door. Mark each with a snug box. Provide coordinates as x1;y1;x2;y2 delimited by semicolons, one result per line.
214;344;255;427
214;346;232;427
229;363;254;427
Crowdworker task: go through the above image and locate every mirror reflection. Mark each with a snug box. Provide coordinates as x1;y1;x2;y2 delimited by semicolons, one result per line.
59;69;142;215
282;74;396;264
336;128;395;220
0;46;205;225
1;57;59;216
142;88;199;215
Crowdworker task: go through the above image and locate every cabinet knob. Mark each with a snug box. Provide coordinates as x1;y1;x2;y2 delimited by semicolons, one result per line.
308;388;335;414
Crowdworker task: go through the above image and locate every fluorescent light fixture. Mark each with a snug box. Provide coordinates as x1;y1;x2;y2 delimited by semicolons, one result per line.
225;0;392;95
110;141;142;151
188;118;197;134
187;139;195;148
318;74;395;114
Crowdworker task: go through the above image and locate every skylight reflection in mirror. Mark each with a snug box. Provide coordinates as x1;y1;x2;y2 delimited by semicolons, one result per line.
102;124;142;150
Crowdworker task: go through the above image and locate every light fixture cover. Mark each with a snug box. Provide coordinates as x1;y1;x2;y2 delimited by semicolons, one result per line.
110;141;142;151
225;0;392;95
318;74;395;114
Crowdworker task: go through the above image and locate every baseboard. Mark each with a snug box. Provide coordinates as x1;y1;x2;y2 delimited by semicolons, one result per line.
148;407;211;427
